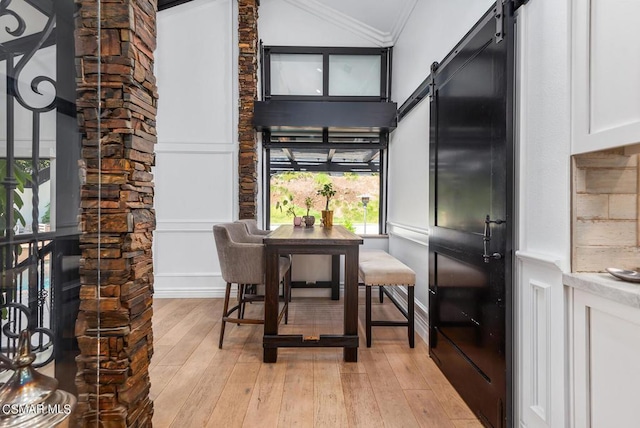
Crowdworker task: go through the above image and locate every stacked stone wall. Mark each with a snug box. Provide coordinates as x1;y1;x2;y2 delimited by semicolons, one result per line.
74;0;158;425
238;0;259;219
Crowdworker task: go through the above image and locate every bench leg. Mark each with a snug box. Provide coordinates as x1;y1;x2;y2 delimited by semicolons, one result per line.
366;285;372;348
408;286;415;348
379;285;384;303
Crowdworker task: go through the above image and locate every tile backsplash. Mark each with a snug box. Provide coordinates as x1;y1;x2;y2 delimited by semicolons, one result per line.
572;148;640;272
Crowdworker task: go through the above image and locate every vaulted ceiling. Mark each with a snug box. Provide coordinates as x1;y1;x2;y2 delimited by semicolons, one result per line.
281;0;418;46
158;0;418;47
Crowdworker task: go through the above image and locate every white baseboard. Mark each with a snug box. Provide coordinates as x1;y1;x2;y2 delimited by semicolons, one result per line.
154;286;226;299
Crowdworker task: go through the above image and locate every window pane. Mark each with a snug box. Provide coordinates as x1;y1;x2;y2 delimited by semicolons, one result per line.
269;170;380;234
329;55;381;96
271;54;323;96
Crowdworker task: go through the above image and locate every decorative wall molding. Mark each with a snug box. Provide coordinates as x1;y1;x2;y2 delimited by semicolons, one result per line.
387;220;430;235
155;144;235;153
517;251;566;428
529;279;551;423
516;250;567;272
387;221;429;247
155;220;230;232
282;0;417;47
154;272;226;298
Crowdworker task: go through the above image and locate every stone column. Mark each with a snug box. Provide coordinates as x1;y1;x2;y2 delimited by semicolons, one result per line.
74;0;157;425
238;0;259;219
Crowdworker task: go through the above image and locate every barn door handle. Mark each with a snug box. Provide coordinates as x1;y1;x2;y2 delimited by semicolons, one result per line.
483;215;505;263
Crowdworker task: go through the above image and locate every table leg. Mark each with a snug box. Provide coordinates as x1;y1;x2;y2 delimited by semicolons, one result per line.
331;254;340;300
344;246;359;362
264;247;280;363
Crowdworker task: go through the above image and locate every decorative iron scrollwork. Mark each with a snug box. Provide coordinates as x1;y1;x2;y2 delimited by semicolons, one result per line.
0;0;26;38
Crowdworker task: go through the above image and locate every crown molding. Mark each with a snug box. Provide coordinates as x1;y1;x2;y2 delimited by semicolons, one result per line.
282;0;393;47
389;0;418;45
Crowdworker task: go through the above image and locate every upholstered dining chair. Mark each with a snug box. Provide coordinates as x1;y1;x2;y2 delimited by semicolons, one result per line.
236;218;270;236
213;223;291;348
235;219;293;303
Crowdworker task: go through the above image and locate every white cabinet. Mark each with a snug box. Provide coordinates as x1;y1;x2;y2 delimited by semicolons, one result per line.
571;0;640;154
571;288;640;427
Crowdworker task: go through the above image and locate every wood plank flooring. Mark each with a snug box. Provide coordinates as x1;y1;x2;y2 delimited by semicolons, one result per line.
150;295;482;427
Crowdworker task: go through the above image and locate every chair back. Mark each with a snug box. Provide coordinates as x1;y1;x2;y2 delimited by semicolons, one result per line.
237;219;270;236
213;224;265;285
226;222;263;244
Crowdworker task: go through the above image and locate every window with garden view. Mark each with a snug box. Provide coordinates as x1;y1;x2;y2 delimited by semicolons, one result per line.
270;171;381;234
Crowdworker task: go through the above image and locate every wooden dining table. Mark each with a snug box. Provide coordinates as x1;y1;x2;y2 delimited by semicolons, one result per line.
263;225;363;363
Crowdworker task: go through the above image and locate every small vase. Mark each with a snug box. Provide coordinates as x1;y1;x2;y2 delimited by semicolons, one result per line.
303;215;315;227
321;210;333;228
293;216;302;227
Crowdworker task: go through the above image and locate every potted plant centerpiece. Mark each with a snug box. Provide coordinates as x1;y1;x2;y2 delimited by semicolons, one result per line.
303;197;315;227
317;183;336;228
276;195;302;226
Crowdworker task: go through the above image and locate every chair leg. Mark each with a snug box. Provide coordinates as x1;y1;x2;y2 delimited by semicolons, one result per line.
379;285;384;303
408;286;415;348
238;284;246;324
366;285;372;348
219;282;232;348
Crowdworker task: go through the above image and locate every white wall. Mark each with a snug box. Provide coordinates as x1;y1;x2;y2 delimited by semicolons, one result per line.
516;1;571;427
259;0;380;47
388;0;494;328
154;0;238;297
392;0;495;103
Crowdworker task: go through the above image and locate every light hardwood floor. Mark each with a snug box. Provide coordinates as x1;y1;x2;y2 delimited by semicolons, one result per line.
150;295;482;427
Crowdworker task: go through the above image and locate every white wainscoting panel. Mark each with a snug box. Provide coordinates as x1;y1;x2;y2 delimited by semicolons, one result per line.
154;150;235;222
529;280;550;423
517;251;566;428
156;0;234;144
572;289;640;428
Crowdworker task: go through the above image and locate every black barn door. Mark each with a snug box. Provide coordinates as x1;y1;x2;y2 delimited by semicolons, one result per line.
428;4;514;427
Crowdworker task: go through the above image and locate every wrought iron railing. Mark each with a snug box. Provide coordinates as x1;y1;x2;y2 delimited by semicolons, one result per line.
1;0;58;373
0;234;55;368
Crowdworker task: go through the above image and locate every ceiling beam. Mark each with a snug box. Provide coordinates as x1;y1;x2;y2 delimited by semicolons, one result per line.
158;0;195;11
362;151;379;163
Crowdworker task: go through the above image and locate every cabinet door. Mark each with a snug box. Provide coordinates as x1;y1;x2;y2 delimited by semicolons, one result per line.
572;289;640;427
572;0;640;154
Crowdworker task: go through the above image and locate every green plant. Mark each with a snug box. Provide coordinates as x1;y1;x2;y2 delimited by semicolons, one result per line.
41;202;50;224
313;173;332;187
316;183;336;211
342;218;356;232
0;160;31;320
0;160;29;235
275;194;297;217
304;197;313;217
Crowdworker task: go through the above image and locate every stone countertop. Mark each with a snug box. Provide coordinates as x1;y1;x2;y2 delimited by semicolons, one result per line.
563;272;640;309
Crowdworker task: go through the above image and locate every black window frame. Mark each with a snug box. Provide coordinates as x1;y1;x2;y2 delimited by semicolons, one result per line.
263;129;389;234
262;46;392;102
260;45;393;234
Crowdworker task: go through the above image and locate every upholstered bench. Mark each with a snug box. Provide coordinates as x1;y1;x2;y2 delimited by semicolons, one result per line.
359;249;416;348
